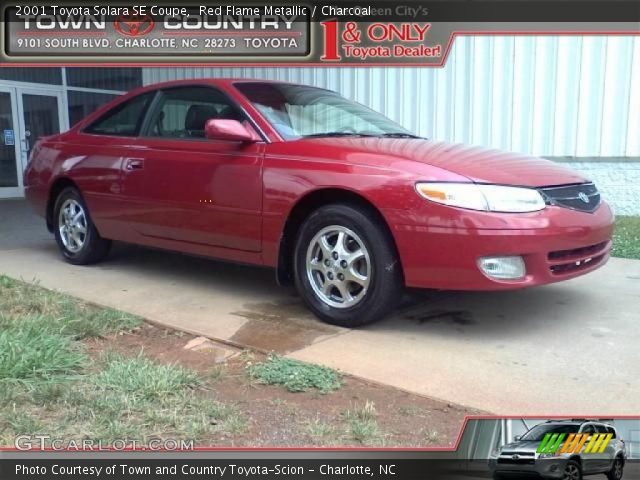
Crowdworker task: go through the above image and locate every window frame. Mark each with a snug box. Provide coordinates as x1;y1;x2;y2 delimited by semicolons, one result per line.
81;90;157;138
67;90;120;129
580;424;596;434
594;424;608;434
138;85;266;143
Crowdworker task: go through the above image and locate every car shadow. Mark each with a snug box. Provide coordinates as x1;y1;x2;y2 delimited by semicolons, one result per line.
105;242;595;341
372;284;597;338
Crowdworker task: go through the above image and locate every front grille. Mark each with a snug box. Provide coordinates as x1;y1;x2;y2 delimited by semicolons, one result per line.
539;182;601;212
501;452;534;457
497;458;536;465
548;241;610;275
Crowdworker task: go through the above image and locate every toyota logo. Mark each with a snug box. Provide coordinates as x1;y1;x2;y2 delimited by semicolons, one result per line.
512;454;520;460
114;14;155;37
578;192;590;204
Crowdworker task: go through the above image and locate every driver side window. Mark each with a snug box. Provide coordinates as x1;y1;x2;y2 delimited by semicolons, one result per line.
146;87;244;140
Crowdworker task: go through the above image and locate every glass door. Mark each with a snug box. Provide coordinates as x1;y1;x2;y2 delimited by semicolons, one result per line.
17;89;64;176
0;87;21;198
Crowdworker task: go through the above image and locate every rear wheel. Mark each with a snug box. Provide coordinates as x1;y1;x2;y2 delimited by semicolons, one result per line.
607;457;624;480
293;204;402;327
53;187;111;265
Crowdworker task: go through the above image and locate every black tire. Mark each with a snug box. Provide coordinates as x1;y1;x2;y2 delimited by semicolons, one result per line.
607;457;624;480
563;460;582;480
293;203;403;327
53;187;111;265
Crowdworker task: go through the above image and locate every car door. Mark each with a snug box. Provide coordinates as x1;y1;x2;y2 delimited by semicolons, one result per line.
69;91;156;239
593;425;617;472
123;85;264;253
579;424;599;474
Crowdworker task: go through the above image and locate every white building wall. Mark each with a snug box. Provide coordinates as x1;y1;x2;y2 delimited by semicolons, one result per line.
143;35;640;213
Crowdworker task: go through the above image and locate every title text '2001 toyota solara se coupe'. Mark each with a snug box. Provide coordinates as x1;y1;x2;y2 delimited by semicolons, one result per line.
25;80;613;327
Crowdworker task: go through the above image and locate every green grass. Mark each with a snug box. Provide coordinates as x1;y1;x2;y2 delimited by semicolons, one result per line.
343;401;383;446
95;353;201;401
613;216;640;260
0;275;246;446
306;418;336;441
0;275;142;339
247;355;341;393
0;319;86;382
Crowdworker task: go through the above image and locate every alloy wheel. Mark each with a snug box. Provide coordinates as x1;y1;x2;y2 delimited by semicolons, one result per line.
613;459;623;480
58;199;88;254
563;463;581;480
306;225;371;309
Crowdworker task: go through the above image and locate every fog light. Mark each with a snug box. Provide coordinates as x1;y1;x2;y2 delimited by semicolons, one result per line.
478;256;526;280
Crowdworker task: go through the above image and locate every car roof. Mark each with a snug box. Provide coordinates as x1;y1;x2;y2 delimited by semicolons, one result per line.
541;419;615;428
125;78;323;97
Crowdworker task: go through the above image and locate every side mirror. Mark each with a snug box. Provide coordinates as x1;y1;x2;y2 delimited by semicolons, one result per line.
205;119;257;143
514;435;522;441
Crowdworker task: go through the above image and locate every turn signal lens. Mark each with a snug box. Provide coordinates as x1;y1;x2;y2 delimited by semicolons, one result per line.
416;183;488;211
416;182;546;213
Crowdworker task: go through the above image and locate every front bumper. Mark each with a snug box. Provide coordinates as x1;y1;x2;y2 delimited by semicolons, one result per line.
385;202;614;290
489;457;568;479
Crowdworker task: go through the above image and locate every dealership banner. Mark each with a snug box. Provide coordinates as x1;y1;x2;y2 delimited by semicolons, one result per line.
1;455;639;479
0;458;500;479
1;1;639;65
2;417;640;479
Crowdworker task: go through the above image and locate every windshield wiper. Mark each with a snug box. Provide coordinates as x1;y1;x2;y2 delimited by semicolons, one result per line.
303;132;379;138
378;132;423;139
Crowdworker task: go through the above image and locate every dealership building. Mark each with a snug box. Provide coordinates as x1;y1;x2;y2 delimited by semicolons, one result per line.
1;36;639;212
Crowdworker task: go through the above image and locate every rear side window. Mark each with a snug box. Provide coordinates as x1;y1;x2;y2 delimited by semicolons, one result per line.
85;91;154;137
607;426;617;438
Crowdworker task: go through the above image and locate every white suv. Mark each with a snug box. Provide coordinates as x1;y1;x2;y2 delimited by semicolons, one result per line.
489;420;626;480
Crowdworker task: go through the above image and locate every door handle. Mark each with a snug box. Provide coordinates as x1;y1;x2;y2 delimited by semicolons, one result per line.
124;158;144;171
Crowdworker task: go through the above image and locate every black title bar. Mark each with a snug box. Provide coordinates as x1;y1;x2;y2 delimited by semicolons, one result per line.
3;1;640;22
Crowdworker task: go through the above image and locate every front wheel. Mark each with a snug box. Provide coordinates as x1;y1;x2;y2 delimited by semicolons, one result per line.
562;460;582;480
53;187;111;265
293;204;403;327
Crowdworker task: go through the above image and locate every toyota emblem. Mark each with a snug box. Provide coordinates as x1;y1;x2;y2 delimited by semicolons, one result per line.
578;192;590;204
114;14;155;37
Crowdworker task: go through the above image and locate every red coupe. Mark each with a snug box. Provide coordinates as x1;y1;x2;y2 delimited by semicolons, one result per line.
24;79;614;327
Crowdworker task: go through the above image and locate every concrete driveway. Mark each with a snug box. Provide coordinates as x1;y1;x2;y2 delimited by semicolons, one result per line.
1;199;639;414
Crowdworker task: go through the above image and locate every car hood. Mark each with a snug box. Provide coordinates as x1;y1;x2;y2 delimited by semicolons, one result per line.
501;441;541;453
293;137;587;187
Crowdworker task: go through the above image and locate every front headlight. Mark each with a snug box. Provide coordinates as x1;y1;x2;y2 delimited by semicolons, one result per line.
538;453;556;459
416;182;546;213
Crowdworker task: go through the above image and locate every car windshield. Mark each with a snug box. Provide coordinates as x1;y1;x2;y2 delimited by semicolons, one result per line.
520;424;581;441
235;82;418;140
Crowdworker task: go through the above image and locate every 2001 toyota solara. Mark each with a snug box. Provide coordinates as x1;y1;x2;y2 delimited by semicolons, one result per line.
24;79;614;327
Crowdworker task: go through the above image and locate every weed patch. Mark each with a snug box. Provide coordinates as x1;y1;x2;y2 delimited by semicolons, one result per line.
247;355;341;393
